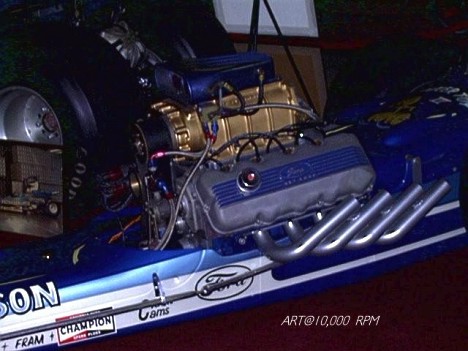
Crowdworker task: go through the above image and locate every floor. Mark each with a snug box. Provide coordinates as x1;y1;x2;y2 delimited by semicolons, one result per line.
0;210;62;237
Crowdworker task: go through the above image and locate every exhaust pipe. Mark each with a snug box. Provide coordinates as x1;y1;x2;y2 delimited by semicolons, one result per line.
253;180;450;263
254;197;360;263
284;220;305;243
378;179;451;244
346;183;424;249
313;190;393;255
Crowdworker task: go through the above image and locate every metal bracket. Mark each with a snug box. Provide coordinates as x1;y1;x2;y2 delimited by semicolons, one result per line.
153;273;166;305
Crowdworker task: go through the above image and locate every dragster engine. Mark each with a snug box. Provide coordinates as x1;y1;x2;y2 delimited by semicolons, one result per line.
101;52;376;250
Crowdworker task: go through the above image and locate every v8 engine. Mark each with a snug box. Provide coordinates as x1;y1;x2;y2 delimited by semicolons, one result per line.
185;133;375;237
100;52;376;250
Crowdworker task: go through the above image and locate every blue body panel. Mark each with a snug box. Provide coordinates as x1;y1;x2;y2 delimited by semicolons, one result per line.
335;67;468;193
0;33;467;350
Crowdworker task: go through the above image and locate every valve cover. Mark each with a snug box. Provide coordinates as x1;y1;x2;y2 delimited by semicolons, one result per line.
190;133;375;235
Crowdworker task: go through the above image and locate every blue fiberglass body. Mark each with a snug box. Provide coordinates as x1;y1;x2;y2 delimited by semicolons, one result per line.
0;62;466;350
0;4;466;344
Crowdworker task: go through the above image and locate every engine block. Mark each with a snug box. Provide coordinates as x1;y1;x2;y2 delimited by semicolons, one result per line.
183;133;375;236
127;52;376;247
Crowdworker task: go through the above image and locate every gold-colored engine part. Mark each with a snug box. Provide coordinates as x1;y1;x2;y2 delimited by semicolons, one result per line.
150;80;306;160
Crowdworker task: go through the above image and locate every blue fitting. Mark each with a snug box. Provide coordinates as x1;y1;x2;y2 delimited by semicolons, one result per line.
148;158;158;172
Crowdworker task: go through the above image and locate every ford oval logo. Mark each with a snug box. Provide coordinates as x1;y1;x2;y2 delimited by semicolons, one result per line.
280;163;312;181
196;265;253;301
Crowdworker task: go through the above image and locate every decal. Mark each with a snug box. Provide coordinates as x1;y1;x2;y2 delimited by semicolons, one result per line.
0;282;60;319
424;86;468;110
424;86;460;94
72;244;86;265
14;334;45;350
429;96;451;105
68;146;88;201
453;92;468;108
196;265;253;301
280;163;312;181
426;113;447;119
56;309;116;345
138;302;172;321
0;333;52;351
367;96;421;127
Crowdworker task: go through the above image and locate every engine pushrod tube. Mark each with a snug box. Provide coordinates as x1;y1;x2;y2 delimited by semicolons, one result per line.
253;196;360;263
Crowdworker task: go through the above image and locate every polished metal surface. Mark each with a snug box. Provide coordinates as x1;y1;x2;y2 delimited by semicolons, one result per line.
0;86;62;145
150;80;305;160
254;197;360;262
253;180;451;263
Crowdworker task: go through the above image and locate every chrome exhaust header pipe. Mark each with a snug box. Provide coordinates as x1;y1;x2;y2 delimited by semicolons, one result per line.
378;179;451;244
313;190;393;255
284;220;305;243
253;197;360;263
253;180;450;263
346;183;424;250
